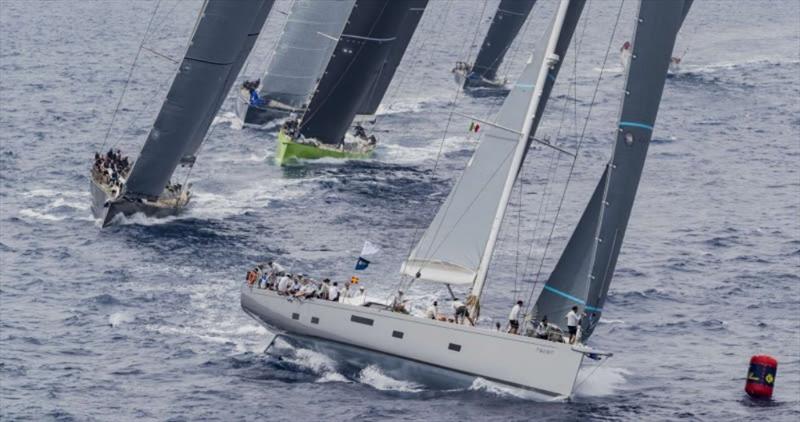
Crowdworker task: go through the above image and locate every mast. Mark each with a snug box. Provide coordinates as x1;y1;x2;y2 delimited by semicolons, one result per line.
297;0;414;146
124;0;275;198
356;0;428;117
400;0;586;297
534;0;691;340
471;0;537;82
470;0;571;302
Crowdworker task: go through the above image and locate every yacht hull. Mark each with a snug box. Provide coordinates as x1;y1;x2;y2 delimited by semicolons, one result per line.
236;91;299;126
452;67;510;96
241;284;584;398
90;179;188;227
275;131;374;166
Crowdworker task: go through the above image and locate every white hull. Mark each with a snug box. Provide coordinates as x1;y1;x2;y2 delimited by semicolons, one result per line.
241;285;585;398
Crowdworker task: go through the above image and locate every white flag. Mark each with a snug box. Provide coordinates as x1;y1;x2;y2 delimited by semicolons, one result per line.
360;241;381;257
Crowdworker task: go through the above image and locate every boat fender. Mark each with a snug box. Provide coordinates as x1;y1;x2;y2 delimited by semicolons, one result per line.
745;355;777;399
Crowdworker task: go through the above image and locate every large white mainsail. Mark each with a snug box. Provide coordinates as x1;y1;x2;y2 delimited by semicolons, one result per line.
401;0;586;298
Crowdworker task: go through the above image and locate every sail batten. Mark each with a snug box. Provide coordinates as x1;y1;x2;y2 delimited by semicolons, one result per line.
534;0;691;339
125;0;275;198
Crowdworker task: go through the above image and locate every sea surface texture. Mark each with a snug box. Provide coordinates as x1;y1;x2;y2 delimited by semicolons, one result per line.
1;0;799;421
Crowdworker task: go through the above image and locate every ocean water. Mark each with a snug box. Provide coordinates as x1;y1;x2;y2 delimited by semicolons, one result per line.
1;0;799;420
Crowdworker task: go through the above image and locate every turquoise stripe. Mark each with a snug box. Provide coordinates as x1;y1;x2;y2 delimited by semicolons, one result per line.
515;83;535;89
542;285;604;312
619;121;654;131
547;73;556;82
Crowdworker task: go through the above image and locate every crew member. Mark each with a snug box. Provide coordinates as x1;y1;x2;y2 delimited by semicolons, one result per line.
508;300;523;334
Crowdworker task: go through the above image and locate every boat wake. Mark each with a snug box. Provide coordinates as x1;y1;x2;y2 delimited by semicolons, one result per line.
573;365;630;398
18;189;93;223
357;365;425;392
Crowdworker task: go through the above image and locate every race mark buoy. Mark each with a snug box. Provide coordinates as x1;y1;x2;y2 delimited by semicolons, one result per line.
745;354;777;399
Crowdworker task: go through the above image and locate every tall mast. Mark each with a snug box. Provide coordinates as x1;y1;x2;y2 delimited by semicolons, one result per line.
471;0;572;301
471;0;537;82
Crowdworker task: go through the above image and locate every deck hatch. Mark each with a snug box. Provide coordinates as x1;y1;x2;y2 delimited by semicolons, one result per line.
350;315;373;326
311;317;319;324
448;343;462;352
291;313;299;320
392;330;404;339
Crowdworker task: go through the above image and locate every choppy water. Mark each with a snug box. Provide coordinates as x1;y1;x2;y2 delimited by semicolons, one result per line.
1;0;799;420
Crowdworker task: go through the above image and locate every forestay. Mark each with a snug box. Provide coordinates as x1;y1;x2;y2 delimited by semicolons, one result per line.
298;0;414;145
125;0;275;199
257;0;356;109
472;0;537;82
534;0;692;340
401;0;586;286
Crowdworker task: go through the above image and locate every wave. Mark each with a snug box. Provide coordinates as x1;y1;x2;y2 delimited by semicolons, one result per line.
357;365;425;393
574;366;631;398
108;312;134;327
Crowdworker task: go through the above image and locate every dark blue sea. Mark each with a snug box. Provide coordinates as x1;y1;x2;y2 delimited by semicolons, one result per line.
1;0;799;420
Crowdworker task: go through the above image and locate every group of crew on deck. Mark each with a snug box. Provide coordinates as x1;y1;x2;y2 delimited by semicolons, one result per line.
93;149;131;196
246;261;368;305
246;262;590;345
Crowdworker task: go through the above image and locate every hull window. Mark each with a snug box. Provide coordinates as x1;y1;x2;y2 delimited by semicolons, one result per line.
292;313;300;320
392;330;404;339
350;315;374;326
448;343;462;352
311;317;319;324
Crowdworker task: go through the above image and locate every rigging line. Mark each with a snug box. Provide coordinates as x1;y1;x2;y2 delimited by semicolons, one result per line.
500;1;536;83
524;0;626;316
143;0;184;47
460;0;491;64
110;69;177;148
100;0;164;153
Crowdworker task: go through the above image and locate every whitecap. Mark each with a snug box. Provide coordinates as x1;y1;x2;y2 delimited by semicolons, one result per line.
357;365;424;392
108;312;133;327
574;365;630;397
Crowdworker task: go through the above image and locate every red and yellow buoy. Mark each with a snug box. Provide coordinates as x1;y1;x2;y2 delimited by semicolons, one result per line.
745;355;777;399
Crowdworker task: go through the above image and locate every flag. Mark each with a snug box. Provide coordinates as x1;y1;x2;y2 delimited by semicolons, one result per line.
355;241;380;270
355;257;370;270
468;122;480;133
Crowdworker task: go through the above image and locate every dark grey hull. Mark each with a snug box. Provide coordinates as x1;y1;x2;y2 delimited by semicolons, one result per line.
90;179;186;227
236;93;300;126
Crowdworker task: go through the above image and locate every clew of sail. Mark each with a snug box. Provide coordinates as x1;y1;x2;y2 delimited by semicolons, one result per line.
297;0;415;146
124;0;275;199
257;0;356;110
534;0;692;340
472;0;538;83
401;0;586;288
356;0;428;117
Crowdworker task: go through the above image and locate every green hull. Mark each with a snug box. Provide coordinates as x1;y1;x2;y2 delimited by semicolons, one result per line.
276;131;374;165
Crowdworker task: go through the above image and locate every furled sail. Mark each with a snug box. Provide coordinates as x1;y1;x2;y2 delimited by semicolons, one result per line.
471;0;537;82
356;0;428;117
401;0;585;287
255;0;356;110
297;0;415;145
534;0;691;339
125;0;275;199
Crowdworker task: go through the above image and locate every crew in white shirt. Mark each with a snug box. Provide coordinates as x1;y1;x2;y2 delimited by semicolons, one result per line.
508;300;523;334
565;306;582;344
328;282;340;301
277;274;291;294
426;301;438;319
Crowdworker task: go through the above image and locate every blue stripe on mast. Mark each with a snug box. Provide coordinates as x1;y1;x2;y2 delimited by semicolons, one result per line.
619;121;654;131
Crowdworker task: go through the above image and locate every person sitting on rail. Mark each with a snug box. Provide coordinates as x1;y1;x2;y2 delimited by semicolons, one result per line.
277;273;292;294
316;279;330;299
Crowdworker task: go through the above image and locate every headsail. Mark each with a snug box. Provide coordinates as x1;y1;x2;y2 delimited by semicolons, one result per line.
356;0;428;117
401;0;586;288
297;0;415;146
255;0;356;110
534;0;691;339
471;0;537;82
125;0;275;198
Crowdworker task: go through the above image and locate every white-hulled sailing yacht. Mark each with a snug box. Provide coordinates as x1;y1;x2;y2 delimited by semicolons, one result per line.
242;0;691;399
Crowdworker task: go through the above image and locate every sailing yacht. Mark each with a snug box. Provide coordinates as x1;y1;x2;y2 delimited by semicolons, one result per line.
274;0;427;165
91;0;275;227
243;0;691;398
452;0;537;94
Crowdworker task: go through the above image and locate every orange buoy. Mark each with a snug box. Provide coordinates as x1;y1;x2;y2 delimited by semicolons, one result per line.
745;355;777;399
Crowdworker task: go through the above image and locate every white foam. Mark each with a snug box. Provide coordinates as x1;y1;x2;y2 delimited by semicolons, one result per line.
212;111;243;131
357;365;424;392
379;135;476;165
108;312;133;327
19;208;66;221
574;366;630;397
468;377;549;400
